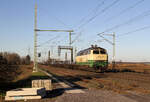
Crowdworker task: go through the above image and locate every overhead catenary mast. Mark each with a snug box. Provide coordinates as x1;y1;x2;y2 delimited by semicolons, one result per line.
33;3;38;72
98;32;116;69
33;2;74;70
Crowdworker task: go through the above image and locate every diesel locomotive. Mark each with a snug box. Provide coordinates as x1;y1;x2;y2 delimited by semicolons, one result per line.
75;45;108;71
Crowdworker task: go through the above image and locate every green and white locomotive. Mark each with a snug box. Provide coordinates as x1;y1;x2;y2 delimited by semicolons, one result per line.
75;45;108;71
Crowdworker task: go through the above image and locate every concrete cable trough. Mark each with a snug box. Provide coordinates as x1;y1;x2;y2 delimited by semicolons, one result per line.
5;88;46;101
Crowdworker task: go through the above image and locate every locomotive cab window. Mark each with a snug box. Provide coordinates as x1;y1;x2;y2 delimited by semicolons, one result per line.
100;50;106;54
93;50;99;54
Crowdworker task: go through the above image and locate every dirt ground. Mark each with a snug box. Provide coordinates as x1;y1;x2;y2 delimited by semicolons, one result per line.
40;64;150;94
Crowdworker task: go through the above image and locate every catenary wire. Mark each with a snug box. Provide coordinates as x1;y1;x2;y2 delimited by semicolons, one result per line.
117;25;150;37
98;9;150;35
77;0;120;30
37;35;59;47
72;0;106;29
105;0;145;22
72;0;120;44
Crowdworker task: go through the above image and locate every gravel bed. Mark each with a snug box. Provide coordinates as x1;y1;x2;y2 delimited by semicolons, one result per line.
55;89;137;102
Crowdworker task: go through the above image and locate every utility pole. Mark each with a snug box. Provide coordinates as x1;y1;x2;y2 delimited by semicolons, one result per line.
27;46;30;56
33;3;38;72
69;32;72;45
48;50;50;60
98;32;116;69
112;32;115;69
74;47;77;63
65;52;67;61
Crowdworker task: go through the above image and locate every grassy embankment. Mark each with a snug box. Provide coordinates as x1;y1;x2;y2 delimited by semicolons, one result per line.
0;65;48;97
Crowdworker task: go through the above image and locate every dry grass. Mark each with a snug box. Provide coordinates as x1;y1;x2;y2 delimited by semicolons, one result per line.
13;65;33;82
109;63;150;73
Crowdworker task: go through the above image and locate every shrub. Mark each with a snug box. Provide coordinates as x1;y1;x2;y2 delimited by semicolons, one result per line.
0;52;31;83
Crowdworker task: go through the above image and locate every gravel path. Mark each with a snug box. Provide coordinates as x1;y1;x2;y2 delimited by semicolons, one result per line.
55;89;137;102
24;89;150;102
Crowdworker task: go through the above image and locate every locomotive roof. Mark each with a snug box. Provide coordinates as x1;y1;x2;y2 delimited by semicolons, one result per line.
77;46;106;54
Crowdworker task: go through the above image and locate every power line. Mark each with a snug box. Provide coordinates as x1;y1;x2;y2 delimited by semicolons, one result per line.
96;26;150;44
98;9;150;34
71;30;84;44
52;16;72;29
77;0;120;30
72;0;120;44
37;35;59;47
39;6;71;29
117;25;150;37
105;0;145;22
73;0;106;29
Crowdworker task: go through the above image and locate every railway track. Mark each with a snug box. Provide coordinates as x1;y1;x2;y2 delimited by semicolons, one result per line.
42;64;137;73
43;64;98;72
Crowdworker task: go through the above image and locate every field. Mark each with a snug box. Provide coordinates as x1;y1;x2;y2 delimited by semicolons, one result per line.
109;63;150;73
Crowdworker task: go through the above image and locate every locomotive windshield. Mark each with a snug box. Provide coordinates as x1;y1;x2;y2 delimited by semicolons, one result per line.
93;50;99;54
100;50;106;54
93;49;106;54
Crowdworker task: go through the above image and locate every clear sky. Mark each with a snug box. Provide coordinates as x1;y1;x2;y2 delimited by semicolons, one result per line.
0;0;150;62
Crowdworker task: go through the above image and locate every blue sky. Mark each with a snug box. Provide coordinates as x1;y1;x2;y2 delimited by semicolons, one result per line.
0;0;150;62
